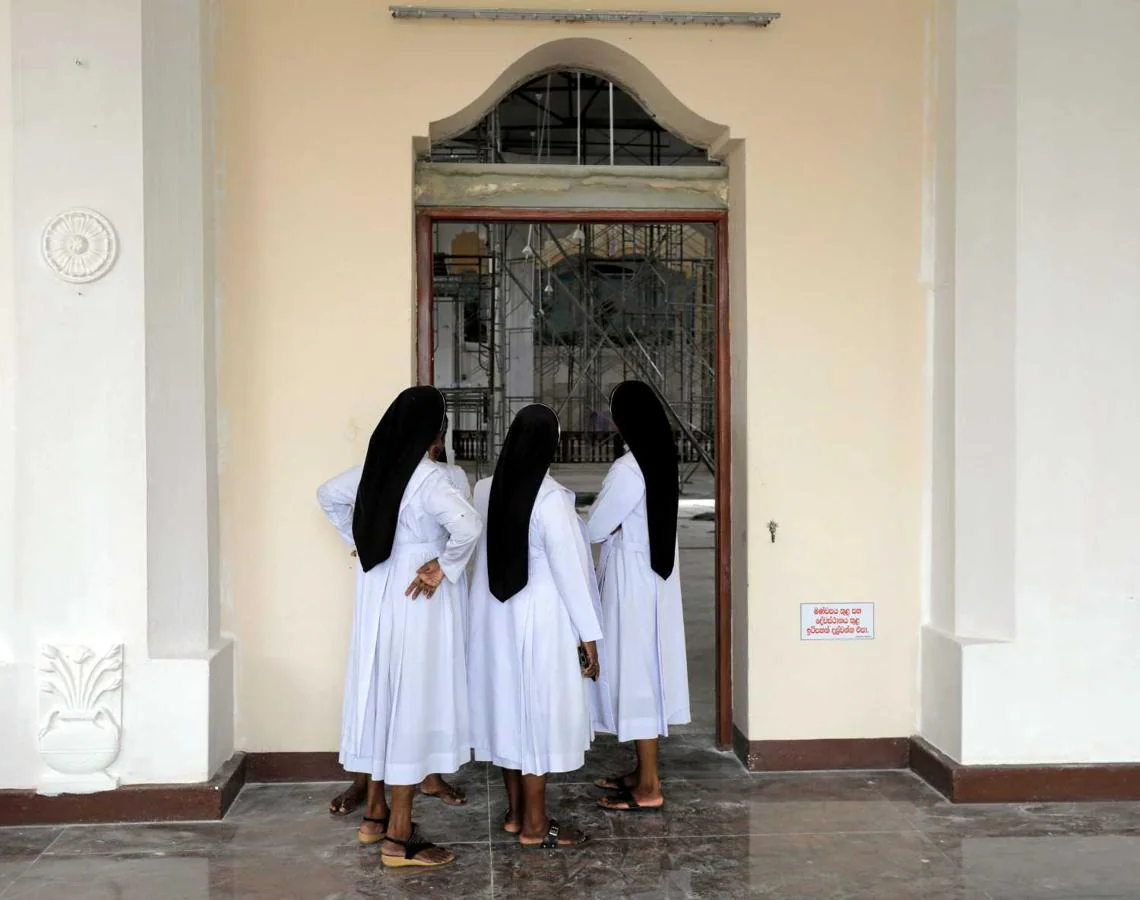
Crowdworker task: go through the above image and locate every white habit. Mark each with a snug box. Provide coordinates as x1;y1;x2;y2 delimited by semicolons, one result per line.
439;463;474;650
318;458;481;785
467;475;605;775
440;461;472;503
587;452;691;741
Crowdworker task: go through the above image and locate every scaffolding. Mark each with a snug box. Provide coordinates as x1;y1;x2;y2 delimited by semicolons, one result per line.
433;221;717;487
423;70;717;167
426;70;719;487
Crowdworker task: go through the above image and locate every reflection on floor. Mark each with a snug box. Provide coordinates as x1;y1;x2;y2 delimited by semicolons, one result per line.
5;747;1140;898
7;475;1140;897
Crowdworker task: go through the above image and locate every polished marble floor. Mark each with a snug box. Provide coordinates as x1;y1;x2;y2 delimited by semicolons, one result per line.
6;517;1140;897
4;742;1140;899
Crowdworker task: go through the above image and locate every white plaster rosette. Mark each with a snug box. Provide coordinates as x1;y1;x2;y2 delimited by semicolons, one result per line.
41;208;119;284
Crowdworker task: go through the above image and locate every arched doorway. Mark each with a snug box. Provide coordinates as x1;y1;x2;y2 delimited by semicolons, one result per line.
415;54;736;747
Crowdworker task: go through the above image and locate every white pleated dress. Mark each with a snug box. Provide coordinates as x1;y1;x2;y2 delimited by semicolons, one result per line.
318;458;482;785
467;475;607;775
439;463;474;651
587;452;691;741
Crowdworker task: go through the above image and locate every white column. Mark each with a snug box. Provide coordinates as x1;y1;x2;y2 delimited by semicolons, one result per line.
0;0;24;787
919;0;962;758
923;0;1019;761
952;0;1018;642
925;0;957;637
1;0;231;792
924;0;1140;765
960;0;1140;765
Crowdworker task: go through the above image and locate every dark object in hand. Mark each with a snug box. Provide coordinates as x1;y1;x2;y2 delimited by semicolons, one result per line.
578;644;598;681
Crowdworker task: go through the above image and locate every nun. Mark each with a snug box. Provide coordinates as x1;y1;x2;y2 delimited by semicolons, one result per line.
586;380;690;812
431;417;476;665
418;409;473;807
317;386;481;869
467;405;603;849
326;412;472;816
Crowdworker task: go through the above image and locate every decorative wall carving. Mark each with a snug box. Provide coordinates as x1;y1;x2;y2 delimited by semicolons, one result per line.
37;644;124;794
40;209;119;284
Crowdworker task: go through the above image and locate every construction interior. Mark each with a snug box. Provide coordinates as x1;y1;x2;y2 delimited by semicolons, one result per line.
426;70;720;733
428;72;719;496
425;69;719;167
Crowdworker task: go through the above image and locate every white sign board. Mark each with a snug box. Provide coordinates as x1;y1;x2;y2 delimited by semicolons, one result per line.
801;603;875;641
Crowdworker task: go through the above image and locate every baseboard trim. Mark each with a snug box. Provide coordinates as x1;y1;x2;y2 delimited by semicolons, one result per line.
732;724;751;769
909;736;1140;804
0;751;357;826
732;727;909;772
0;753;247;827
244;751;345;783
907;736;954;799
6;736;1140;825
732;729;1140;803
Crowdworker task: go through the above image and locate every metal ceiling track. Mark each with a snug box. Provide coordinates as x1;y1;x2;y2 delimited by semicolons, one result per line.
389;6;780;27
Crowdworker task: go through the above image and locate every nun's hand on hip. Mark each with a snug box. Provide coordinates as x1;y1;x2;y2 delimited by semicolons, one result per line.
406;559;444;600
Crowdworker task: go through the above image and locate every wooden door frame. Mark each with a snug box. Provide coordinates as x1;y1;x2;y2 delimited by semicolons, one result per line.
415;207;733;749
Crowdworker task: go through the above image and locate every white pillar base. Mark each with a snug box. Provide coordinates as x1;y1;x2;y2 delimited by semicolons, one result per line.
38;770;119;797
115;639;235;786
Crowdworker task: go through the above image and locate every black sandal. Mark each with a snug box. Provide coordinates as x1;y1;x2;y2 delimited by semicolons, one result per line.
520;818;589;850
598;787;663;812
356;815;388;846
381;825;454;869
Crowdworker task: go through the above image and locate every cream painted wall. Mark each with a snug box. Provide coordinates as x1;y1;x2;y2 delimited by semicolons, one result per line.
215;0;931;751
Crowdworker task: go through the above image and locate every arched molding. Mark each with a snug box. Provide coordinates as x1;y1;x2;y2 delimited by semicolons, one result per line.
428;38;732;158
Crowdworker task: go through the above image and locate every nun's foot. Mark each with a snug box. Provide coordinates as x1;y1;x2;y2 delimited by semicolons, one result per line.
329;776;369;816
519;819;589;849
357;815;388;845
419;774;467;806
503;808;522;834
598;785;664;812
594;769;639;791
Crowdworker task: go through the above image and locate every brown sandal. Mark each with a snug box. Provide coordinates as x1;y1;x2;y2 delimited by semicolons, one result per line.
380;826;455;869
356;815;388;845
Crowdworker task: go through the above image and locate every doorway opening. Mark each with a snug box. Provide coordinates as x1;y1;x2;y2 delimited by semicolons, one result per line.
416;209;731;745
416;60;732;744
